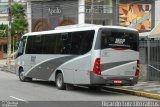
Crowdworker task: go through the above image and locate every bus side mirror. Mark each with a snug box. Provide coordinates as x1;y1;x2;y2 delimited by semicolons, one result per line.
16;52;23;58
16;41;19;49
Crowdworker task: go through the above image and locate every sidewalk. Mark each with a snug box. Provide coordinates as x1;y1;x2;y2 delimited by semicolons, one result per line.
104;81;160;100
0;59;15;73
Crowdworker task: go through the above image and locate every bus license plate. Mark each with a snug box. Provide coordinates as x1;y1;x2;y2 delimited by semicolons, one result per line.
113;80;122;84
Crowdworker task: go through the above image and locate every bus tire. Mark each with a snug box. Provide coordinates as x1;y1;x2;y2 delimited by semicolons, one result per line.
19;68;32;82
56;73;65;90
19;68;26;82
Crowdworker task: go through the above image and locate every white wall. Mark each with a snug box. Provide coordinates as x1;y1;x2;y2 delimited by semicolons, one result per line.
78;0;85;24
155;0;160;26
27;1;32;32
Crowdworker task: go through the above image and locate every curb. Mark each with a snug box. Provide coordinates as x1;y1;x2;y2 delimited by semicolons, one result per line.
104;86;160;100
4;69;16;74
0;66;15;74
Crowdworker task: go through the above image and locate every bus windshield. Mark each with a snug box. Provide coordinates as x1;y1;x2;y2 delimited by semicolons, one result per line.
101;29;139;51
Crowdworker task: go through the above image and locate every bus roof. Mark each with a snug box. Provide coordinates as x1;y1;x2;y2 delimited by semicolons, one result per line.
24;24;138;36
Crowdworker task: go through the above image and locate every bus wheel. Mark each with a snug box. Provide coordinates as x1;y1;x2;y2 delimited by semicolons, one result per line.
56;73;65;90
19;68;26;82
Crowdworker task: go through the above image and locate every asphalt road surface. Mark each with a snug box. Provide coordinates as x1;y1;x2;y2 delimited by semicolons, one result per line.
1;70;160;107
0;71;159;107
0;71;158;102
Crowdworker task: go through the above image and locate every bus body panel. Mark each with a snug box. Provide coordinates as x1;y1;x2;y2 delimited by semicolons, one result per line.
49;53;91;84
101;49;139;76
16;55;70;79
101;61;137;76
16;53;92;84
98;28;139;85
25;55;75;80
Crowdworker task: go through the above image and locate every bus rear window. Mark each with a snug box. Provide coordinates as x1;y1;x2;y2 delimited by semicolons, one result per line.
101;29;139;51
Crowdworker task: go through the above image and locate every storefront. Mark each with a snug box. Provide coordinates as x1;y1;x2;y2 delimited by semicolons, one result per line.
31;0;78;32
31;0;118;32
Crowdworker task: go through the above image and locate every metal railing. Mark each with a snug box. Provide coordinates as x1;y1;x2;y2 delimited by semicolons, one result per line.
148;65;160;72
139;37;160;81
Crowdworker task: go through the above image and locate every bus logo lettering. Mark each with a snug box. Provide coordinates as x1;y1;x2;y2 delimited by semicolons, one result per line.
115;38;125;44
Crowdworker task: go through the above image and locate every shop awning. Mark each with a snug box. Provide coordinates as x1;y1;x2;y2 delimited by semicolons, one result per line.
149;22;160;37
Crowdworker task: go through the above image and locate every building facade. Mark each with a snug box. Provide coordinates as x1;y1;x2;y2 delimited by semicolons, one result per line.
0;0;22;59
119;0;155;32
30;0;119;32
155;0;160;26
0;0;8;25
31;0;79;32
85;0;118;25
0;0;8;58
29;0;155;32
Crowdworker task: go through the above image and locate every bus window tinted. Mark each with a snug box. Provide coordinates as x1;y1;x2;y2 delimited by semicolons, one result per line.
60;33;72;54
71;31;94;54
43;34;57;54
26;35;43;54
25;30;95;55
101;29;139;51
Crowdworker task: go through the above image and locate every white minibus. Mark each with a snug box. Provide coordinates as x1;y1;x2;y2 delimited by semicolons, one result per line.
15;24;139;90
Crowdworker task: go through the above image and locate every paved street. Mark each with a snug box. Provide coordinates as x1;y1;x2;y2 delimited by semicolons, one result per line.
0;71;157;102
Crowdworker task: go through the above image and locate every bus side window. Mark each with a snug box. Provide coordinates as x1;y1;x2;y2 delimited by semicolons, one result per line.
60;33;71;54
16;37;26;58
70;33;81;54
101;33;109;49
33;35;43;54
